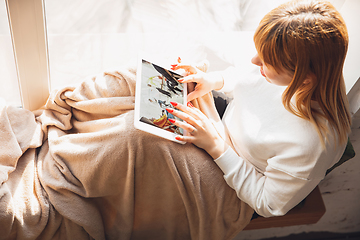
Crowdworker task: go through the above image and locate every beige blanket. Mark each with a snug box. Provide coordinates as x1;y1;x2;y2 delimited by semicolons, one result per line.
0;67;253;240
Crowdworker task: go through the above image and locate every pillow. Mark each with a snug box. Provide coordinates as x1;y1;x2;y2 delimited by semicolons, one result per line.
326;138;356;175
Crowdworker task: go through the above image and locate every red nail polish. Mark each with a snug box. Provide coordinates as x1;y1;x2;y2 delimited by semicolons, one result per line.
170;64;177;70
166;108;174;113
178;78;183;82
175;136;181;140
170;102;178;107
177;57;181;63
168;118;175;123
187;102;194;108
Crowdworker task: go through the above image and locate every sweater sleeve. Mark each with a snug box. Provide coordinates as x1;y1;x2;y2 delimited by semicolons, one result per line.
219;66;238;93
214;147;321;217
218;64;258;94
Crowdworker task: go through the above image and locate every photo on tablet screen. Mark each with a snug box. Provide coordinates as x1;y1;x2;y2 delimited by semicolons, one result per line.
135;58;187;143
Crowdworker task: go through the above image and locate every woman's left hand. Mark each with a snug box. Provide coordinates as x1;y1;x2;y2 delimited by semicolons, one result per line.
167;102;228;159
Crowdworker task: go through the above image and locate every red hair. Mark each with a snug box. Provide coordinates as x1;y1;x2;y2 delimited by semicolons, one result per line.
254;0;351;147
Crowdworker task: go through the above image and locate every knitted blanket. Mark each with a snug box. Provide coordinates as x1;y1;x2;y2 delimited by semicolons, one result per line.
0;67;253;240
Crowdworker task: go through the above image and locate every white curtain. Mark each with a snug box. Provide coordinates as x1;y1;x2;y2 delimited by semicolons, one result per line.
44;0;297;90
0;0;348;105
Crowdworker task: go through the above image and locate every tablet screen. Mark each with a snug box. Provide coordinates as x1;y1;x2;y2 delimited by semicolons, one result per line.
134;57;187;144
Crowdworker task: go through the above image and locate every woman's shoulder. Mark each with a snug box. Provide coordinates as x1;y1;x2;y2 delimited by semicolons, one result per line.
266;120;346;180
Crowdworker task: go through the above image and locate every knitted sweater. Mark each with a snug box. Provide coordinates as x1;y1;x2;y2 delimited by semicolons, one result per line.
214;65;346;217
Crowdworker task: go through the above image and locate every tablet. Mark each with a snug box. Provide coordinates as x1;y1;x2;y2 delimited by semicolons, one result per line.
134;56;187;144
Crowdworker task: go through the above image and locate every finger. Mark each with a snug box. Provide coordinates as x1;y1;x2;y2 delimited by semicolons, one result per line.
186;88;209;102
186;91;202;103
175;134;195;143
174;64;198;75
176;60;208;73
178;74;201;84
169;118;195;134
166;107;198;127
195;59;209;72
174;59;207;73
170;64;178;70
169;102;205;121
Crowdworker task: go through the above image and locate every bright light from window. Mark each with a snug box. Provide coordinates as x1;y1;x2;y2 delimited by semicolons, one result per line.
0;1;21;107
43;0;247;91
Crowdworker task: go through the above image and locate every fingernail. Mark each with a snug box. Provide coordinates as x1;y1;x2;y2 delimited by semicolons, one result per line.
187;102;194;108
166;108;174;113
168;118;175;123
175;136;181;140
178;78;183;82
170;102;178;107
170;64;177;70
177;57;181;63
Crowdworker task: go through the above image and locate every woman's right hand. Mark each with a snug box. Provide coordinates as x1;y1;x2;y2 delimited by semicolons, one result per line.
171;58;224;102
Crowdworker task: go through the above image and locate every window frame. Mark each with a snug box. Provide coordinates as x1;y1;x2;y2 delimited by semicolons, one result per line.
5;0;49;111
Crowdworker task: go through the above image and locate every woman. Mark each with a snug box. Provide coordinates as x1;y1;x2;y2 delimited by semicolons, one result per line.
0;1;351;239
169;0;351;217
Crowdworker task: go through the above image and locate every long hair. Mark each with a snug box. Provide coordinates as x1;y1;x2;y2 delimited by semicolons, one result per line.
253;0;351;147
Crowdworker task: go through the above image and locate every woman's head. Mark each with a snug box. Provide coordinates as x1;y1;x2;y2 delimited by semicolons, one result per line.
254;0;348;87
253;0;351;146
251;53;294;86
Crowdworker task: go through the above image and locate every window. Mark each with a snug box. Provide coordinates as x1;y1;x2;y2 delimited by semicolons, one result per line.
5;0;49;111
45;0;134;90
3;0;360;112
0;1;21;107
43;0;246;90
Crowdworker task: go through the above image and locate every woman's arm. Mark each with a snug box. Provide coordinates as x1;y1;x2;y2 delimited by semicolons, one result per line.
214;146;323;217
171;59;225;102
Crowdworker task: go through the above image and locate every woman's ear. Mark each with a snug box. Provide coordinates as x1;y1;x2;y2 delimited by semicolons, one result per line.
303;73;316;85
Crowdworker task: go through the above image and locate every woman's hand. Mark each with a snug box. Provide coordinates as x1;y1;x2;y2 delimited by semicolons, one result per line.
167;101;228;159
171;58;224;102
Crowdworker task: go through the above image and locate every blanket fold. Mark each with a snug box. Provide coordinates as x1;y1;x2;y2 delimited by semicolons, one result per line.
0;67;253;240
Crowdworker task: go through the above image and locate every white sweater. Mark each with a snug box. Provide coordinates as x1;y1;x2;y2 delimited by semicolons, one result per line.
214;65;346;217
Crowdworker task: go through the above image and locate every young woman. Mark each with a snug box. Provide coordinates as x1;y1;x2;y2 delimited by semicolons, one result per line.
169;0;351;217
